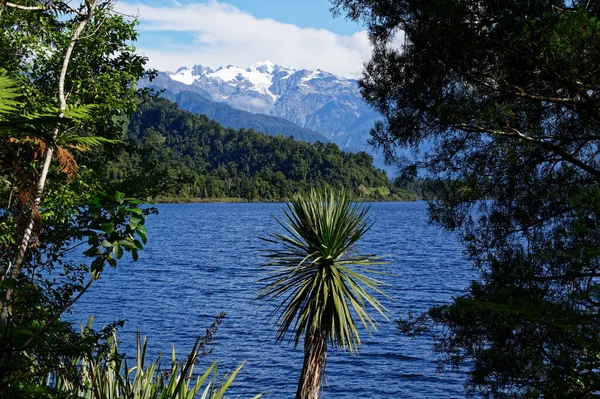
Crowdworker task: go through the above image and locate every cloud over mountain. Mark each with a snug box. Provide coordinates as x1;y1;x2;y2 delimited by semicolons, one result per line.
118;1;372;78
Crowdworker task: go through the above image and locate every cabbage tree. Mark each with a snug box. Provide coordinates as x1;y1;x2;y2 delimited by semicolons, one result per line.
258;189;388;399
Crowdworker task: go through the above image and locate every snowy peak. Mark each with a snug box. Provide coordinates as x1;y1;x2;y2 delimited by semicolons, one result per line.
170;66;198;85
205;63;277;99
143;61;380;162
191;65;213;76
249;60;276;74
169;64;215;85
167;61;348;100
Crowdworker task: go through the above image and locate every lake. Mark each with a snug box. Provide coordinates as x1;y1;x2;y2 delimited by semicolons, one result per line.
70;201;474;398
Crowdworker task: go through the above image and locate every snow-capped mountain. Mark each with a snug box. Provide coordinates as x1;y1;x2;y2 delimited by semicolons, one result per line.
145;61;381;154
171;62;280;105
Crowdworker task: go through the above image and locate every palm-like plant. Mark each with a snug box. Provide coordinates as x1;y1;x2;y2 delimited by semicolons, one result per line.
258;189;388;399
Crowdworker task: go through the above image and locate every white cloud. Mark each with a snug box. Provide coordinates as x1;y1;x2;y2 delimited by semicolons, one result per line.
117;1;372;78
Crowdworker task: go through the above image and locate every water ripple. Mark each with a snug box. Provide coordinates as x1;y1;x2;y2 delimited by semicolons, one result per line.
70;201;474;398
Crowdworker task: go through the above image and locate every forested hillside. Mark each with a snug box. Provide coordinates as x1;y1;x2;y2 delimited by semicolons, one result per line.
107;99;415;201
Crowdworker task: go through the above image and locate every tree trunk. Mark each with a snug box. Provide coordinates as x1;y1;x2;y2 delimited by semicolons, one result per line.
0;0;99;325
296;332;327;399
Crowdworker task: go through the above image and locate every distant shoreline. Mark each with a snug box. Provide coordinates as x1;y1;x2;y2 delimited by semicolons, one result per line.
151;196;420;204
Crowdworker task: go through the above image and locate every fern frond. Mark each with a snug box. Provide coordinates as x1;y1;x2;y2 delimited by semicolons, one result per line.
60;135;122;151
63;104;97;121
39;103;97;121
0;70;22;116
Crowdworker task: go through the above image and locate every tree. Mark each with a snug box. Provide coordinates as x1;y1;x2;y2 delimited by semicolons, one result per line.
0;1;152;394
332;0;600;396
0;4;256;398
0;0;150;293
258;190;387;399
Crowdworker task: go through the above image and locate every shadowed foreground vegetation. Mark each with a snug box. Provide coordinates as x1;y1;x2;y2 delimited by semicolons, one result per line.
334;0;600;396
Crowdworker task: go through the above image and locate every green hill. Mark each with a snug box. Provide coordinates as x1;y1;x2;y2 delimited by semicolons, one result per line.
106;98;417;202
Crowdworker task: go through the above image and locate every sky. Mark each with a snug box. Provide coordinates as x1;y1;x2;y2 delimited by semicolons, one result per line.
116;0;373;78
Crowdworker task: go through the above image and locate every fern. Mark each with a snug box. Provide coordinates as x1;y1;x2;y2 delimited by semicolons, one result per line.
61;135;122;151
0;70;22;116
62;103;97;121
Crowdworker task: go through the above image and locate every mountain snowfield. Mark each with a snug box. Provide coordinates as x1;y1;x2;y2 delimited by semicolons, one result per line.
171;61;282;101
169;61;352;103
145;61;382;157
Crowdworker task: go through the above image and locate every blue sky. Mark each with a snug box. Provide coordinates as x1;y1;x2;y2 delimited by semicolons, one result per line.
117;0;374;77
216;0;361;34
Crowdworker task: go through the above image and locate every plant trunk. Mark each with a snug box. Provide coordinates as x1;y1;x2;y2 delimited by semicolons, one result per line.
0;0;99;325
296;332;327;399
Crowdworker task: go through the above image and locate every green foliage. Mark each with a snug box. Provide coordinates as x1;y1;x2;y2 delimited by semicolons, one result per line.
80;191;150;274
0;1;153;142
53;319;260;399
0;69;21;115
109;99;414;201
258;189;387;398
0;188;153;394
333;0;600;396
0;69;103;149
259;189;388;350
0;1;155;396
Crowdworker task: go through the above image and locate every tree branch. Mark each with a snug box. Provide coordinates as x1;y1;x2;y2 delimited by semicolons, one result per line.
500;81;579;105
523;272;600;282
456;123;600;179
1;0;100;325
19;276;96;350
3;2;48;11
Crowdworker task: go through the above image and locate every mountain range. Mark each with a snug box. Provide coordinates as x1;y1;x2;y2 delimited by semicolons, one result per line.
139;61;382;157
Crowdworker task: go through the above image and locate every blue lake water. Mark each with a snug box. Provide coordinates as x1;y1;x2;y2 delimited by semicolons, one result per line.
70;201;474;398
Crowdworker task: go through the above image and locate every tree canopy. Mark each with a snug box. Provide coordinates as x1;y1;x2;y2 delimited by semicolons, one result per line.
332;0;600;396
0;3;260;397
109;98;415;202
0;1;153;394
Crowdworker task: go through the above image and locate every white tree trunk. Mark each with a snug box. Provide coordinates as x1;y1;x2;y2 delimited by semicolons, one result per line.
0;0;99;325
